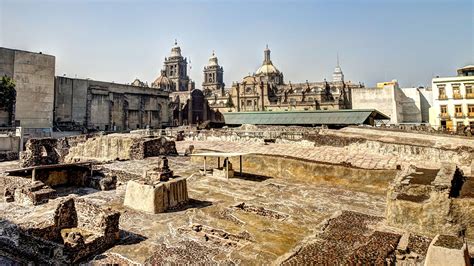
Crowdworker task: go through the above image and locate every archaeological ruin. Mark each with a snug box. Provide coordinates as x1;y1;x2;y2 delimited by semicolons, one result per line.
0;125;473;264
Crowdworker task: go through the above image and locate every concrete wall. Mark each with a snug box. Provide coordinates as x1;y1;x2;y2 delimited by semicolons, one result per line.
0;110;9;126
0;135;20;152
400;88;422;123
351;85;402;124
352;83;430;124
55;77;170;131
419;88;433;123
0;48;55;129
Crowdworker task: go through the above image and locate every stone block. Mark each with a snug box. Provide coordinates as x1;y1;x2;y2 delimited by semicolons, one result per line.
123;177;188;214
424;235;471;266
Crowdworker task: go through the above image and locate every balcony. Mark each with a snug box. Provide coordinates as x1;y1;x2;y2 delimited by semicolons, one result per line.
438;95;448;100
468;112;474;118
453;94;463;100
466;93;474;99
454;112;464;118
440;113;450;119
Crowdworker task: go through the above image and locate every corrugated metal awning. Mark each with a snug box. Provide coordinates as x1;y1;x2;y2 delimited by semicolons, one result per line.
223;109;389;125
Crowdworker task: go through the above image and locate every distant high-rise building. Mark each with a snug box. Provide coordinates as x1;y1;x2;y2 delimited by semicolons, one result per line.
332;55;344;83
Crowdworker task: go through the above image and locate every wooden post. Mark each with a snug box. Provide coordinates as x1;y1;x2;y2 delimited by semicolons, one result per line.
218;157;221;169
203;156;207;176
225;157;229;179
240;155;242;176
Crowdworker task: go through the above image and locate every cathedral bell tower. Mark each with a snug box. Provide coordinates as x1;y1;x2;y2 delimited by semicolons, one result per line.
163;40;191;91
202;51;225;96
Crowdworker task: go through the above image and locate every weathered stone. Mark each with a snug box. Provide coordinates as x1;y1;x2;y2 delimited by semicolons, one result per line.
424;234;471;266
65;134;177;162
123;177;188;214
386;166;474;239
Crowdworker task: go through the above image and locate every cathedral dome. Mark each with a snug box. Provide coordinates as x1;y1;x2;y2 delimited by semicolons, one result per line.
208;51;218;66
152;69;171;89
170;40;182;57
256;63;279;75
255;45;280;75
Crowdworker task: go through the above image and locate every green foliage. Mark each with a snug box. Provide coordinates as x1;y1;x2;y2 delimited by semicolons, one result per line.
0;76;16;110
225;93;234;108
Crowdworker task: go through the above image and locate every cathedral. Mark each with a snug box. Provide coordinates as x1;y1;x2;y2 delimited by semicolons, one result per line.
204;45;364;113
148;41;364;126
151;41;222;126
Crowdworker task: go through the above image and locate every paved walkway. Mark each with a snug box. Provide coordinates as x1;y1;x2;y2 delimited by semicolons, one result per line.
176;140;438;170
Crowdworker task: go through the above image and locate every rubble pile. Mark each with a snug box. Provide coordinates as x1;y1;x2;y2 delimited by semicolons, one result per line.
0;197;120;264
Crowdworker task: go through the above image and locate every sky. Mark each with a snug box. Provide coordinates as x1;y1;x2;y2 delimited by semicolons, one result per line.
0;0;473;88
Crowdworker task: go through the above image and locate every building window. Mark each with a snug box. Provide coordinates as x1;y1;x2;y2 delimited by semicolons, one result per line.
454;105;463;118
453;84;462;99
438;86;447;100
468;105;474;117
440;105;449;119
466;84;474;99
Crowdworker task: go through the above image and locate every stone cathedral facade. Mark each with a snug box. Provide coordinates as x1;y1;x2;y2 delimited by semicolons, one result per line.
204;46;364;113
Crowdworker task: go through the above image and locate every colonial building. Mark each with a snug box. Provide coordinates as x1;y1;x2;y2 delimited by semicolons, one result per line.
205;46;361;113
430;65;474;131
54;76;170;131
202;51;225;96
151;41;194;92
152;42;223;126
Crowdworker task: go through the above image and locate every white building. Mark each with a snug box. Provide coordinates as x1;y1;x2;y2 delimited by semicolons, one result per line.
430;65;474;131
351;80;431;124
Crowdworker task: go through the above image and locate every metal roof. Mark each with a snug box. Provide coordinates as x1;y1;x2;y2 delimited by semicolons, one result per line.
223;109;389;125
191;152;251;157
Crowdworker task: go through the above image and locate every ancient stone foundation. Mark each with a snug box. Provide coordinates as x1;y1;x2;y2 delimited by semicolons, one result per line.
4;163;116;205
0;197;120;264
65;134;177;162
123;157;188;213
124;177;188;214
386;165;474;240
0;151;18;162
424;235;471;266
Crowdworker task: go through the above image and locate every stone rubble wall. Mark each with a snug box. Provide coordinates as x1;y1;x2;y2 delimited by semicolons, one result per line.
0;151;18;162
0;197;120;264
191;153;397;194
386;166;474;241
185;129;473;175
65;135;177;162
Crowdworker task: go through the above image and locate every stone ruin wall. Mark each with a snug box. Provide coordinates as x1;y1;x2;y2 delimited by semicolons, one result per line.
386;166;474;241
186;130;474;175
18;134;178;166
19;134;97;167
0;197;120;264
191;153;398;194
62;135;178;163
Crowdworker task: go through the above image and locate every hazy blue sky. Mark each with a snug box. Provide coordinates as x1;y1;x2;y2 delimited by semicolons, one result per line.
1;0;472;87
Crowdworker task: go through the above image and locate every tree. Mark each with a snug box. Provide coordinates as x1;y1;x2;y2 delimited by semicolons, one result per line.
225;93;234;108
0;76;16;126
